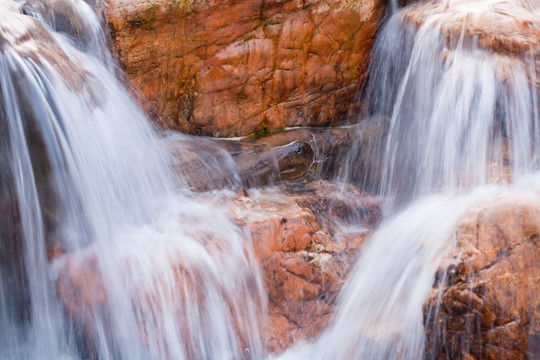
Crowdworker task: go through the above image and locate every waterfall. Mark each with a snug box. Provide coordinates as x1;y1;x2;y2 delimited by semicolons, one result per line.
0;1;265;359
278;0;539;359
2;0;539;358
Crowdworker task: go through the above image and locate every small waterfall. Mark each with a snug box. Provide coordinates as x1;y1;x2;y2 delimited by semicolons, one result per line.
0;1;265;359
276;185;512;360
279;0;539;359
2;0;539;358
378;19;539;205
349;1;540;205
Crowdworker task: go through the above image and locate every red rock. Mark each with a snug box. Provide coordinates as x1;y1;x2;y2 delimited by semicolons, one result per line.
99;0;386;136
232;183;378;353
425;194;540;360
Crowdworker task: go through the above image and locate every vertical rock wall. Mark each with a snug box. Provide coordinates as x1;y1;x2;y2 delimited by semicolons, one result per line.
100;0;386;136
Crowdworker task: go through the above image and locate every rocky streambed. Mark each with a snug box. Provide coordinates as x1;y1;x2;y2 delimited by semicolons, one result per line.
1;0;539;358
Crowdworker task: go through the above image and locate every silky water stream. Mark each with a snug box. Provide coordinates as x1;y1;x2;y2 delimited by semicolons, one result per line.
0;0;539;359
279;0;540;358
0;1;263;359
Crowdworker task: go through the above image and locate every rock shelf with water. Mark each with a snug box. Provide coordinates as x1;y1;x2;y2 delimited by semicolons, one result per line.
1;0;540;359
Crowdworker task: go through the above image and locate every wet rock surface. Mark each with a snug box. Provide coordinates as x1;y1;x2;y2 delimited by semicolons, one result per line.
55;177;382;356
165;119;387;192
425;194;540;360
98;0;385;136
233;180;381;353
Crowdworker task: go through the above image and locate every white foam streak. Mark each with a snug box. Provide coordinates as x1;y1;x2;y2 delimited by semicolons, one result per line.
279;0;540;359
0;2;265;359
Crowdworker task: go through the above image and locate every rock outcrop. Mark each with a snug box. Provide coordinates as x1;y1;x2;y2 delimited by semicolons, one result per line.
233;184;377;352
425;193;540;359
99;0;385;136
55;178;382;356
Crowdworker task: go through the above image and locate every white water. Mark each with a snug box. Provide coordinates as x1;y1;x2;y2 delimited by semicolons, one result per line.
275;185;513;359
0;1;264;359
1;0;539;359
279;0;539;359
382;37;538;205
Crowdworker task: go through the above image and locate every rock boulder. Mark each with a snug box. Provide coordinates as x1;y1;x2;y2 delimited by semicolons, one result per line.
425;193;540;359
99;0;385;136
232;180;380;353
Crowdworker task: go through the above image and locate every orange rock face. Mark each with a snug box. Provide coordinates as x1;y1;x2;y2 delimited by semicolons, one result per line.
425;194;540;360
99;0;385;136
55;180;381;356
233;181;380;353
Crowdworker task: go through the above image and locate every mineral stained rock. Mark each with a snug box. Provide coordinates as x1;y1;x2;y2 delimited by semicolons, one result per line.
99;0;385;136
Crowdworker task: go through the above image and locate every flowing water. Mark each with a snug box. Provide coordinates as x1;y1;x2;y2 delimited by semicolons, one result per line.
0;1;264;359
280;0;540;359
1;0;539;359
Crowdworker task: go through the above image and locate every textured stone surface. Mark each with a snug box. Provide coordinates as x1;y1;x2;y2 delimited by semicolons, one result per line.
232;182;380;353
99;0;385;136
56;179;381;356
425;194;540;360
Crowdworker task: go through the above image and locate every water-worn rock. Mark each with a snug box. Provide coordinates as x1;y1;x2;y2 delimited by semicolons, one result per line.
98;0;385;136
236;139;316;186
404;0;540;92
56;179;381;356
232;181;380;353
165;134;316;190
425;194;540;360
166;120;387;191
251;117;388;190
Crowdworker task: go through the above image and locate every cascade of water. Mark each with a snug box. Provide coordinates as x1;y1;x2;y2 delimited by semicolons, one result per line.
0;1;265;359
379;24;539;205
279;0;539;359
2;0;539;358
276;184;518;360
345;2;540;205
